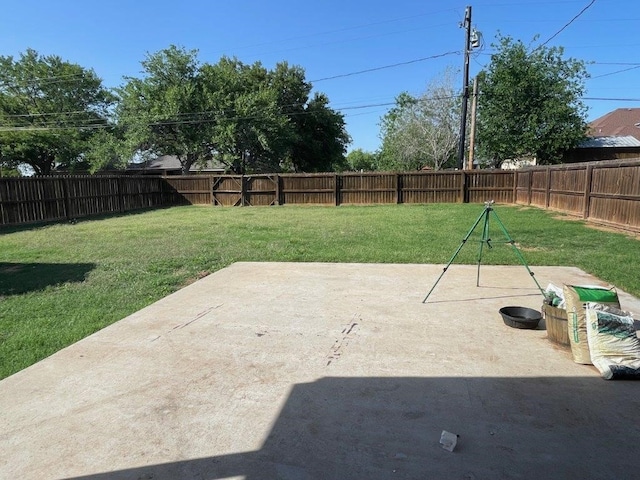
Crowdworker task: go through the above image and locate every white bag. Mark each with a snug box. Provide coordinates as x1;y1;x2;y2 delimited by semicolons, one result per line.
586;303;640;380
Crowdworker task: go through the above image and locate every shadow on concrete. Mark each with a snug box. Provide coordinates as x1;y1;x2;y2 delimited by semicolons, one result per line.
0;262;95;296
425;292;542;304
63;375;640;480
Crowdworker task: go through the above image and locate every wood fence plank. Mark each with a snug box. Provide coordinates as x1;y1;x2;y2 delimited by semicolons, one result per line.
583;165;593;219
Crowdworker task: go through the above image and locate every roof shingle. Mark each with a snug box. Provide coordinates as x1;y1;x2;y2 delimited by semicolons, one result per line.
590;108;640;141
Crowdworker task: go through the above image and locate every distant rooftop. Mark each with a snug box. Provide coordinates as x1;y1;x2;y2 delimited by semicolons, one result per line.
579;135;640;148
127;155;225;174
590;108;640;141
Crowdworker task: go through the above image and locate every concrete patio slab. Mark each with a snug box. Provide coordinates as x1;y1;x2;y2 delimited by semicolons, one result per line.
1;262;639;480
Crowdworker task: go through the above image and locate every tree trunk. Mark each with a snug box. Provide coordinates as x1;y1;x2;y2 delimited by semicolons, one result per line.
180;153;196;175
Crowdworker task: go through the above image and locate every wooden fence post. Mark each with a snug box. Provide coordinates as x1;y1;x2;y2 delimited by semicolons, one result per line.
512;171;518;204
395;173;401;204
241;175;246;206
545;168;551;208
275;174;281;205
61;177;72;220
117;176;125;212
528;171;533;205
334;174;340;206
459;171;467;203
583;164;594;220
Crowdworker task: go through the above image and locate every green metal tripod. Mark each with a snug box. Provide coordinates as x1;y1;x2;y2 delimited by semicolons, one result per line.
422;201;545;303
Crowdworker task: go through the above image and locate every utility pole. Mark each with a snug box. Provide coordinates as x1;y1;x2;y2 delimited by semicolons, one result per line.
457;5;472;170
468;75;479;170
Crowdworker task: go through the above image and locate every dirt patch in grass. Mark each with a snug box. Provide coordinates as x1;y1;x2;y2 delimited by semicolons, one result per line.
549;213;640;240
585;223;640;240
181;270;211;287
517;245;548;252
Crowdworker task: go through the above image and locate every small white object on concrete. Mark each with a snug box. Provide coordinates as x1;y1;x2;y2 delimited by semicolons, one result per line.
440;430;458;452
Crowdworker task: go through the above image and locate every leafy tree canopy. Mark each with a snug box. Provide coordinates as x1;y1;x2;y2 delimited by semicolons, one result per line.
0;49;115;175
288;92;351;173
476;35;589;166
345;148;379;172
198;57;295;174
116;45;211;175
118;46;350;174
379;69;460;171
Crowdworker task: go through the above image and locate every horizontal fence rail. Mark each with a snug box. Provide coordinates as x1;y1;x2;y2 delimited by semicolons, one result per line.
1;159;639;232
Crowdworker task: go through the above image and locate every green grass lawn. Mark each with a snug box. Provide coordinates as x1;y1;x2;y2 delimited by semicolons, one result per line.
1;203;638;379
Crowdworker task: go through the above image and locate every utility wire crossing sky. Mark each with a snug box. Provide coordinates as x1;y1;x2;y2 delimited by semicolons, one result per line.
2;0;638;152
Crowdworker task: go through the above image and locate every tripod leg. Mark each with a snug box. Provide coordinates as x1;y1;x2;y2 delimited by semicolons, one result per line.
422;207;488;303
476;208;491;287
489;209;546;296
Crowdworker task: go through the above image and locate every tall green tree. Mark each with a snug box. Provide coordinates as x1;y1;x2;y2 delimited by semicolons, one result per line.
476;35;589;166
345;148;379;171
119;48;350;174
288;92;350;172
0;49;114;175
267;62;350;172
379;70;460;171
199;57;292;174
84;127;126;173
202;59;349;173
116;45;211;175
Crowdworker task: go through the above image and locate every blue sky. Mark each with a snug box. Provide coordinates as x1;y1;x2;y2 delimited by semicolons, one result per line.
2;0;638;152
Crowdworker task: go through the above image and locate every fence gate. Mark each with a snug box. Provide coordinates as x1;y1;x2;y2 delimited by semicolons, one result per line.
244;175;279;206
212;175;243;206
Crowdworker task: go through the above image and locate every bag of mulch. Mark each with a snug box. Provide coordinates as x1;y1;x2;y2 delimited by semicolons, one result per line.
563;285;620;364
586;303;640;380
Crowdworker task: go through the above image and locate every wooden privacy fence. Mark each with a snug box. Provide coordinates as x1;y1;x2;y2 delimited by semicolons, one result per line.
0;175;207;226
514;159;640;232
1;159;639;231
210;170;516;206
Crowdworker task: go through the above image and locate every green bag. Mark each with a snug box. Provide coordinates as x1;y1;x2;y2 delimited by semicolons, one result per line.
563;285;620;365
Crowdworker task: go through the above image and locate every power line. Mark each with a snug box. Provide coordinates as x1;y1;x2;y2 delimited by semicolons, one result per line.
0;72;98;88
1;110;101;118
0;123;113;132
310;51;460;82
6;92;640;133
590;65;640;79
0;9;462;90
481;0;594;6
225;21;457;61
212;8;460;55
3;48;461;94
536;0;597;48
583;97;640;102
0;98;431;132
473;52;640;79
3;49;461;98
0;92;465;130
343;109;390;118
593;62;640;66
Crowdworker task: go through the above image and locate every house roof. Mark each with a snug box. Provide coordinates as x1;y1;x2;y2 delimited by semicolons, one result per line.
579;135;640;148
127;155;225;173
589;108;640;141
